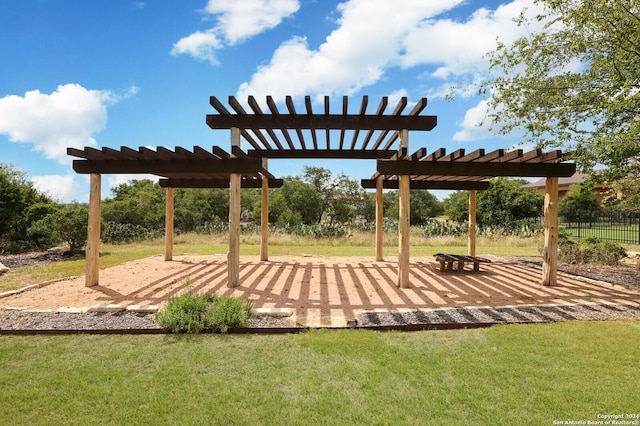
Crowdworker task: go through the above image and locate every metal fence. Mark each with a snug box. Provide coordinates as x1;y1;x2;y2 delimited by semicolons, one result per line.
561;209;640;245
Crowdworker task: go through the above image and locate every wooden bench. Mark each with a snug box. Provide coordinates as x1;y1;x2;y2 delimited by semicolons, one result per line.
434;254;491;272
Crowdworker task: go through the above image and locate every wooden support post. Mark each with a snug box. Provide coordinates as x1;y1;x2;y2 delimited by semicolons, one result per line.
164;187;174;261
375;175;384;261
398;174;410;288
228;127;241;288
85;173;101;287
397;129;410;288
260;158;269;261
542;177;559;286
468;189;477;256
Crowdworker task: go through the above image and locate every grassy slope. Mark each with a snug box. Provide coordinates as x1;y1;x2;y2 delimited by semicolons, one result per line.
1;321;639;425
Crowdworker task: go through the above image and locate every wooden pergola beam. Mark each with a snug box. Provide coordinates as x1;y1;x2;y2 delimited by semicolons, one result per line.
159;178;283;188
360;179;490;190
72;159;262;175
206;113;437;131
247;149;397;159
377;159;576;177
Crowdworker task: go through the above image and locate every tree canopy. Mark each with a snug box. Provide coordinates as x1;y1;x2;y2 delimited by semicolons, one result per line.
443;178;544;227
484;0;640;203
0;164;56;251
558;181;602;222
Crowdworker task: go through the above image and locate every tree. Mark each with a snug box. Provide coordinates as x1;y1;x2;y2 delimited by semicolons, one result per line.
443;178;544;227
302;166;333;223
103;179;165;228
269;178;324;226
28;204;89;252
409;190;444;225
379;190;443;224
174;188;229;231
478;178;543;226
0;164;56;250
326;173;365;224
559;182;602;222
443;191;469;223
484;0;640;203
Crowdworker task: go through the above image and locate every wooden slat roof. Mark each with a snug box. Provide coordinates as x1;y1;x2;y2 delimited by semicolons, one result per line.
363;147;576;190
206;95;437;159
67;95;576;192
66;146;282;188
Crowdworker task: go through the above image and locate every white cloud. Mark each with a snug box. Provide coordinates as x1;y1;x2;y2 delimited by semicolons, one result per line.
238;0;463;100
0;83;134;165
205;0;300;44
172;0;299;63
452;99;493;142
237;0;546;102
401;1;544;77
31;173;82;203
171;31;223;65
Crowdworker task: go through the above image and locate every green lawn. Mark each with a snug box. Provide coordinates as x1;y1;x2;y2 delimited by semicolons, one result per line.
1;321;639;425
563;224;640;245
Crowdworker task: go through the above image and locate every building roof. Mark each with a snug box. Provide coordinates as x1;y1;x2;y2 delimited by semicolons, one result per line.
523;173;590;189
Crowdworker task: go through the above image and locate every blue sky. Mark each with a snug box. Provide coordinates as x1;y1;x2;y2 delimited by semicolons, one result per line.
0;0;545;202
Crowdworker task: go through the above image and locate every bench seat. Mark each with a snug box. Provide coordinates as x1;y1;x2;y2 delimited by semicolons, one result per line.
434;253;491;272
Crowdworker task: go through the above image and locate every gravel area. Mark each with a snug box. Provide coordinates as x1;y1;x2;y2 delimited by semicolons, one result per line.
1;302;639;332
356;302;640;328
0;310;298;331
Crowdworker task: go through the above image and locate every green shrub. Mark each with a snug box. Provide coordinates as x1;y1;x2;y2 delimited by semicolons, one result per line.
421;219;467;237
193;217;228;234
156;291;254;333
27;204;89;252
558;235;627;265
156;292;216;333
210;296;254;333
102;222;164;244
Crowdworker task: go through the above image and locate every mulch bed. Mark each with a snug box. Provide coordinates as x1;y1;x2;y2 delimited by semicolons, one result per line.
515;258;640;290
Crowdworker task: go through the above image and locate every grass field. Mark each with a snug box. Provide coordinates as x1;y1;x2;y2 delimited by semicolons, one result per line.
563;223;640;245
1;321;639;425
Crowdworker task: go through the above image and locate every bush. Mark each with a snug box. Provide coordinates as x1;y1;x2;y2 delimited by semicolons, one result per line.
558;235;627;265
27;204;88;252
210;296;254;333
156;290;253;333
282;223;349;238
156;292;216;333
102;222;164;244
421;219;467;237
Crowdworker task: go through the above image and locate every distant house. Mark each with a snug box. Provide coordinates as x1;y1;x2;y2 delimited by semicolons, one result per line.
523;173;611;204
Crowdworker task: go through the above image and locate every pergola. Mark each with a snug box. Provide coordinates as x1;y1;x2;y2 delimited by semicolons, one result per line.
68;95;575;290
